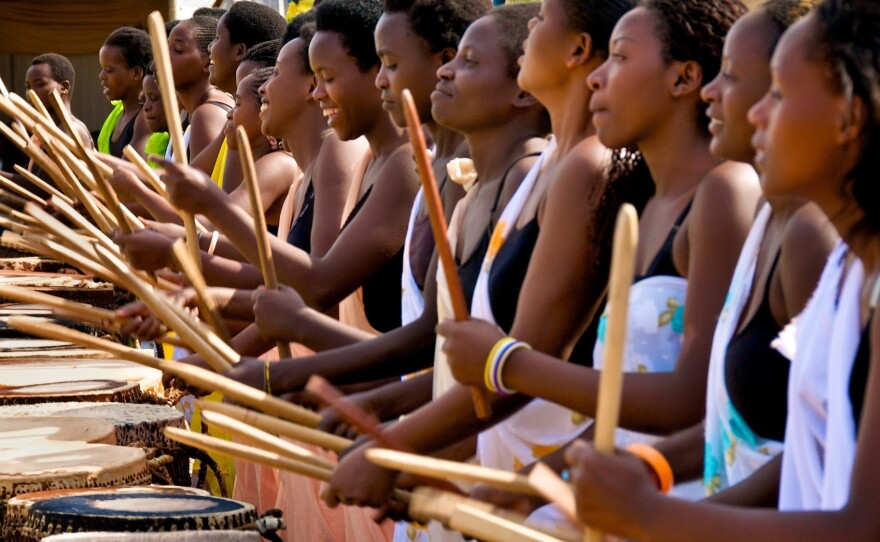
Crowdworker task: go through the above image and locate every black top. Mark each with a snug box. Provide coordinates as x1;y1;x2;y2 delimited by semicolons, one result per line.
850;315;872;433
488;216;540;334
636;201;693;281
724;253;789;442
107;110;139;158
287;181;314;253
342;185;403;333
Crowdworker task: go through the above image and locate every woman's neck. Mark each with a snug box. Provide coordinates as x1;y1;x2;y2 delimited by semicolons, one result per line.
364;109;407;158
177;80;214;114
466;117;544;184
639;112;719;198
541;64;601;156
283;104;331;171
120;91;141;114
248;132;273;162
427;121;464;162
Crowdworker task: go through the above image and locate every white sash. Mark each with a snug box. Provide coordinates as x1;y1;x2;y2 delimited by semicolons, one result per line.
703;204;782;494
778;242;858;510
401;189;426;326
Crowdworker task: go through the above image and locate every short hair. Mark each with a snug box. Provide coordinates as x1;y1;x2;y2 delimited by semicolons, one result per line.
280;9;317;48
314;0;383;72
165;19;180;36
223;1;288;48
759;0;818;56
103;27;153;72
487;3;541;77
384;0;491;53
810;0;880;237
31;53;76;94
185;15;221;58
242;39;280;67
637;0;747;135
194;7;227;18
297;23;318;75
559;0;636;59
249;66;274;102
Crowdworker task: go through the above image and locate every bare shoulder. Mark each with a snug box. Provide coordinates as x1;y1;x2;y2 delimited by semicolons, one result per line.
780;202;838;282
697;161;761;205
256;150;299;180
551;137;608;192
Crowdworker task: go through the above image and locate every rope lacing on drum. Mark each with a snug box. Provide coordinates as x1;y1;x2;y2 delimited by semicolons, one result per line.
255;508;285;542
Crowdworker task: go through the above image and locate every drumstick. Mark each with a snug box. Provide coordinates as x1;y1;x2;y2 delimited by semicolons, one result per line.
92;244;237;373
48;196;118;255
200;410;335;469
147;10;202;268
0;174;46;205
583;204;637;542
195;399;351;453
3;316;322;427
365;448;541;497
12;165;74;205
306;375;409;451
122;145;170;198
408;487;580;542
0;76;25;132
169;238;231;343
44;137;116;233
26;90;53;126
450;503;567;542
400;89;490;421
163;427;413;505
0;283;116;324
236;125;292;359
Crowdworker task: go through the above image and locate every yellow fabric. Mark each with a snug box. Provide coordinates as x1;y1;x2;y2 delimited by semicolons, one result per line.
286;0;315;20
190;391;236;497
210;138;228;188
0;1;168;56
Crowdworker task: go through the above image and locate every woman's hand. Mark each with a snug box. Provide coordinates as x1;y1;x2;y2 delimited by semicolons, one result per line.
221;356;269;391
114;228;175;272
252;285;309;342
324;441;399;511
436;318;506;390
107;168;147;203
116;300;166;340
154;157;223;216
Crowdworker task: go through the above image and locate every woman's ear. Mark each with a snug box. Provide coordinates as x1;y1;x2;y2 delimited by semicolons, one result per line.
669;60;703;98
439;47;457;65
566;32;594;68
837;94;866;145
512;89;539;109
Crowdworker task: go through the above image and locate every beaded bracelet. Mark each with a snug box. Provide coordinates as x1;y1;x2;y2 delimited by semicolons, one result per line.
626;443;674;494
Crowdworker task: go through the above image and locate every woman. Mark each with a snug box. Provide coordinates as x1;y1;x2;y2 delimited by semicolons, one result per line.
567;1;880;540
98;27;152;157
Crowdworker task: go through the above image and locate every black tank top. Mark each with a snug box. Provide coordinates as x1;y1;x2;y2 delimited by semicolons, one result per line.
287;181;314;253
342;185;403;333
108;110;139;158
724;252;789;442
850;315;872;433
636;201;693;281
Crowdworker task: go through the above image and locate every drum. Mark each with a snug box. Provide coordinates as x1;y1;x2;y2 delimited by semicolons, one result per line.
0;274;117;309
0;403;190;485
0;358;164;397
41;532;260;542
24;493;257;539
0;380;143;405
0;442;150;525
4;486;209;542
0;416;116;445
0;339;113;360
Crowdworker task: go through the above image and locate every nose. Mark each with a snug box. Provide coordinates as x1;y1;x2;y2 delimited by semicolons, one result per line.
436;59;454;81
586;60;608;91
747;91;770;129
312;77;328;101
701;73;721;105
375;63;389;91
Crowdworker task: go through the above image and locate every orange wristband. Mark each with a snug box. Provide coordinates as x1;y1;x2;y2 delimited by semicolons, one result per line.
626;443;674;494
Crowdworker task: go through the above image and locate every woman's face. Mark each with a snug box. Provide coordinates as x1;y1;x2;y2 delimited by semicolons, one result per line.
374;11;446;128
226;72;263;150
431;16;522;134
587;7;676;149
208;17;237;91
748;15;849;203
142;74;167;133
25;63;65;108
701;12;774;164
518;0;574;97
309;30;382;141
168;22;210;90
261;39;315;139
98;45;140;101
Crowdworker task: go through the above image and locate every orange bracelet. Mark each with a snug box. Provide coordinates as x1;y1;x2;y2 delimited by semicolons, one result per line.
626;443;674;494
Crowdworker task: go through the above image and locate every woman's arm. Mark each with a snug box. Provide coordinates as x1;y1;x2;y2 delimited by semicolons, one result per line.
187;104;229;164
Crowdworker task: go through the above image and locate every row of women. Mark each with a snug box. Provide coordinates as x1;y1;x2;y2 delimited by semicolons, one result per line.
98;0;880;540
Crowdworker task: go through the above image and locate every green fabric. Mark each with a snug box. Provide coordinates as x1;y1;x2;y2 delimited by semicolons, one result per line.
97;100;124;155
144;131;170;167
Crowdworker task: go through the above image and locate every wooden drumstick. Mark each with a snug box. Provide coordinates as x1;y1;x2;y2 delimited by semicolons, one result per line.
365;448;541;497
12;165;74;205
26;90;53;125
201;410;335;469
169;238;231;343
400;89;490;420
0;283;116;324
450;503;568;542
122;145;170;198
163;427;413;505
0;76;25;132
236;125;292;359
195;399;351;453
4;316;322;427
0;174;46;205
147;10;202;268
44;136;116;233
306;375;409;451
